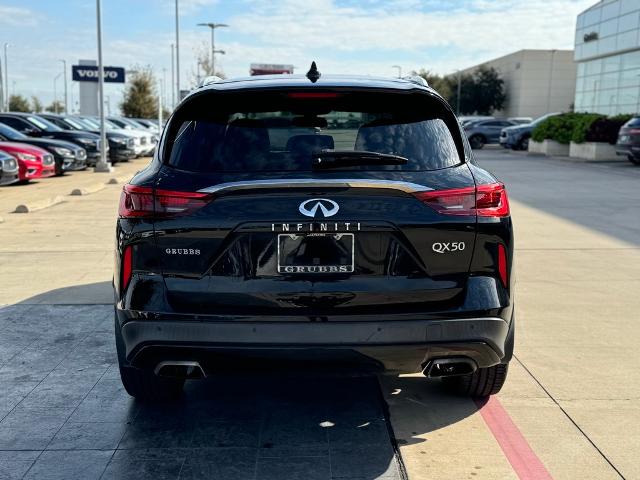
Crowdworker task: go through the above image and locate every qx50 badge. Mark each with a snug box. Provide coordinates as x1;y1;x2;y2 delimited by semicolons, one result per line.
299;198;339;218
432;242;466;254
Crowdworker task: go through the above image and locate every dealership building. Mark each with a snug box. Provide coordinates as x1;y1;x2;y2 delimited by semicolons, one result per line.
574;0;640;115
458;50;577;119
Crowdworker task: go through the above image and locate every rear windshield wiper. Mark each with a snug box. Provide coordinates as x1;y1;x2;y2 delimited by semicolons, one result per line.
312;150;408;169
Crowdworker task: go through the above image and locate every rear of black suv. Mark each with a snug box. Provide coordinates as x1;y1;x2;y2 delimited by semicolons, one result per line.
114;74;514;400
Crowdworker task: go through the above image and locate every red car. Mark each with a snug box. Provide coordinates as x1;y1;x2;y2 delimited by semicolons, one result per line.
0;142;55;182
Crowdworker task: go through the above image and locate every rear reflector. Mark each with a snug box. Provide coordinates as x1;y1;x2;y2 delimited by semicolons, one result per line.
118;185;210;218
413;182;510;217
498;243;508;287
122;245;133;291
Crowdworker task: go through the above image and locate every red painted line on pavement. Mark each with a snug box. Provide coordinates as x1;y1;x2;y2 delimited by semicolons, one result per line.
475;397;554;480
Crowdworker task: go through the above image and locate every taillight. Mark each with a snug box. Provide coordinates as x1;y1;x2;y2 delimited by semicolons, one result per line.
497;243;508;287
122;245;132;291
413;183;510;217
118;185;210;218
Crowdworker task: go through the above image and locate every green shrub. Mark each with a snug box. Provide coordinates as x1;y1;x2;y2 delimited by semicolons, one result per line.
570;113;604;144
532;113;635;145
532;113;579;144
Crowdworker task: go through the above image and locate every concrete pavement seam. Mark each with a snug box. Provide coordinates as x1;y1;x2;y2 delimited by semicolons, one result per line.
513;354;626;480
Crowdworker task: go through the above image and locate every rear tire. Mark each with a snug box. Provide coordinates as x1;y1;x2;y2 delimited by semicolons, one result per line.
628;155;640;166
518;136;530;151
115;313;184;402
442;363;509;397
469;135;485;150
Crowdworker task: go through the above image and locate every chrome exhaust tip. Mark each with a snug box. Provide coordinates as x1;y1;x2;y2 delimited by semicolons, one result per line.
423;357;477;378
154;361;206;379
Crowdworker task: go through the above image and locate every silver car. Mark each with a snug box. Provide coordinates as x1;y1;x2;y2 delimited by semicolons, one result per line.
463;119;517;149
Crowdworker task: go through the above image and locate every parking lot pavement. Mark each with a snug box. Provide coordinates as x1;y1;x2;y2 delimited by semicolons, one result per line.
0;149;638;479
0;158;147;216
0;305;403;480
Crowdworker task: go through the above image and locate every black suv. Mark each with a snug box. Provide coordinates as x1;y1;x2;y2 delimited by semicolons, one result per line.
615;116;640;165
114;68;515;401
0;112;102;164
39;113;136;164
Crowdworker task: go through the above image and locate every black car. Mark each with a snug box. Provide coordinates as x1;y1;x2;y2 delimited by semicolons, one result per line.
0;112;102;165
114;69;515;401
0;122;86;175
0;150;19;186
38;113;136;164
615;117;640;165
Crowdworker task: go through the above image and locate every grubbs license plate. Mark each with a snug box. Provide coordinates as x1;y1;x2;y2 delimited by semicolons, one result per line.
277;233;354;274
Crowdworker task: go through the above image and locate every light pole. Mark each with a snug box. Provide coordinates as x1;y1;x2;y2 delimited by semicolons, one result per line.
170;43;175;108
175;0;180;103
392;65;401;78
53;72;62;113
59;59;68;114
197;23;228;76
3;43;9;111
95;0;112;172
0;56;4;112
455;70;462;115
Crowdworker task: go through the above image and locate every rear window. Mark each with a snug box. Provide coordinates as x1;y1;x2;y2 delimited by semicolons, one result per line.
625;117;640;128
168;91;462;172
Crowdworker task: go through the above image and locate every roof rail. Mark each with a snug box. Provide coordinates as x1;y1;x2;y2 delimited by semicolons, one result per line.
198;75;224;87
401;75;429;88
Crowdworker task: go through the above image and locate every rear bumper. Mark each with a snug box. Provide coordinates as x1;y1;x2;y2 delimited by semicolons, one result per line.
615;144;640;159
118;315;512;373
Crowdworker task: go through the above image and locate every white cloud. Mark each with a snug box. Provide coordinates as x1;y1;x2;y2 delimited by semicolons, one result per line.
0;6;40;27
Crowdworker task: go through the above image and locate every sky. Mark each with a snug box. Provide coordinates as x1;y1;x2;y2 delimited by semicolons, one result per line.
0;0;594;113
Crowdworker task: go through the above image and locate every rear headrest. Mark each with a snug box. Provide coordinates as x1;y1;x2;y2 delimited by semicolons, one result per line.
286;134;334;156
221;119;271;168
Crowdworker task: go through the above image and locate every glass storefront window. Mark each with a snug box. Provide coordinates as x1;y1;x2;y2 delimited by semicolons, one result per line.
616;30;638;51
621;50;640;70
602;55;621;72
620;0;640;16
600;18;618;37
619;68;640;88
585;59;603;75
601;1;620;21
617;11;639;33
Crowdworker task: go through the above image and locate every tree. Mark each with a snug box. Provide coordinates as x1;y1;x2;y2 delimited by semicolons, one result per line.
31;96;43;112
8;94;30;112
446;72;477;115
46;100;65;113
120;66;158;119
413;69;452;100
470;66;506;115
190;42;226;85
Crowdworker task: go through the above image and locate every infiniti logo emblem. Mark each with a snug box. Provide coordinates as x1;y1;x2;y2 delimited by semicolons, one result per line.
298;198;340;218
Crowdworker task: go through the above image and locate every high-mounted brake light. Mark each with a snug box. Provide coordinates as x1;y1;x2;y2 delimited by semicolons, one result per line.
287;92;341;99
413;182;510;217
118;185;210;218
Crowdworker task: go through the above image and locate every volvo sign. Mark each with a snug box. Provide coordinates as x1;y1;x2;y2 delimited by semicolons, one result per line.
72;65;125;83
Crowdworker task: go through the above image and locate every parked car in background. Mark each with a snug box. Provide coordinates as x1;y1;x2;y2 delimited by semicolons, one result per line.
458;115;494;127
0;150;19;186
615;116;640;166
0;113;102;165
499;112;561;150
507;117;533;125
0;142;55;182
464;119;517;149
132;118;160;133
107;117;157;156
0;122;86;175
39;113;135;164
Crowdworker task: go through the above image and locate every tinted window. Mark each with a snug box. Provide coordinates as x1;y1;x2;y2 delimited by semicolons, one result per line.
169;93;461;172
0;117;31;131
0;122;26;140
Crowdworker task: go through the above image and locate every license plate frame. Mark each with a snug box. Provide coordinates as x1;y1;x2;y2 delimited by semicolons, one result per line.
277;233;355;274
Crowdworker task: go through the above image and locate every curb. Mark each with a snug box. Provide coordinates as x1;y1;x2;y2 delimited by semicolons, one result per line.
14;195;65;213
70;182;106;196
